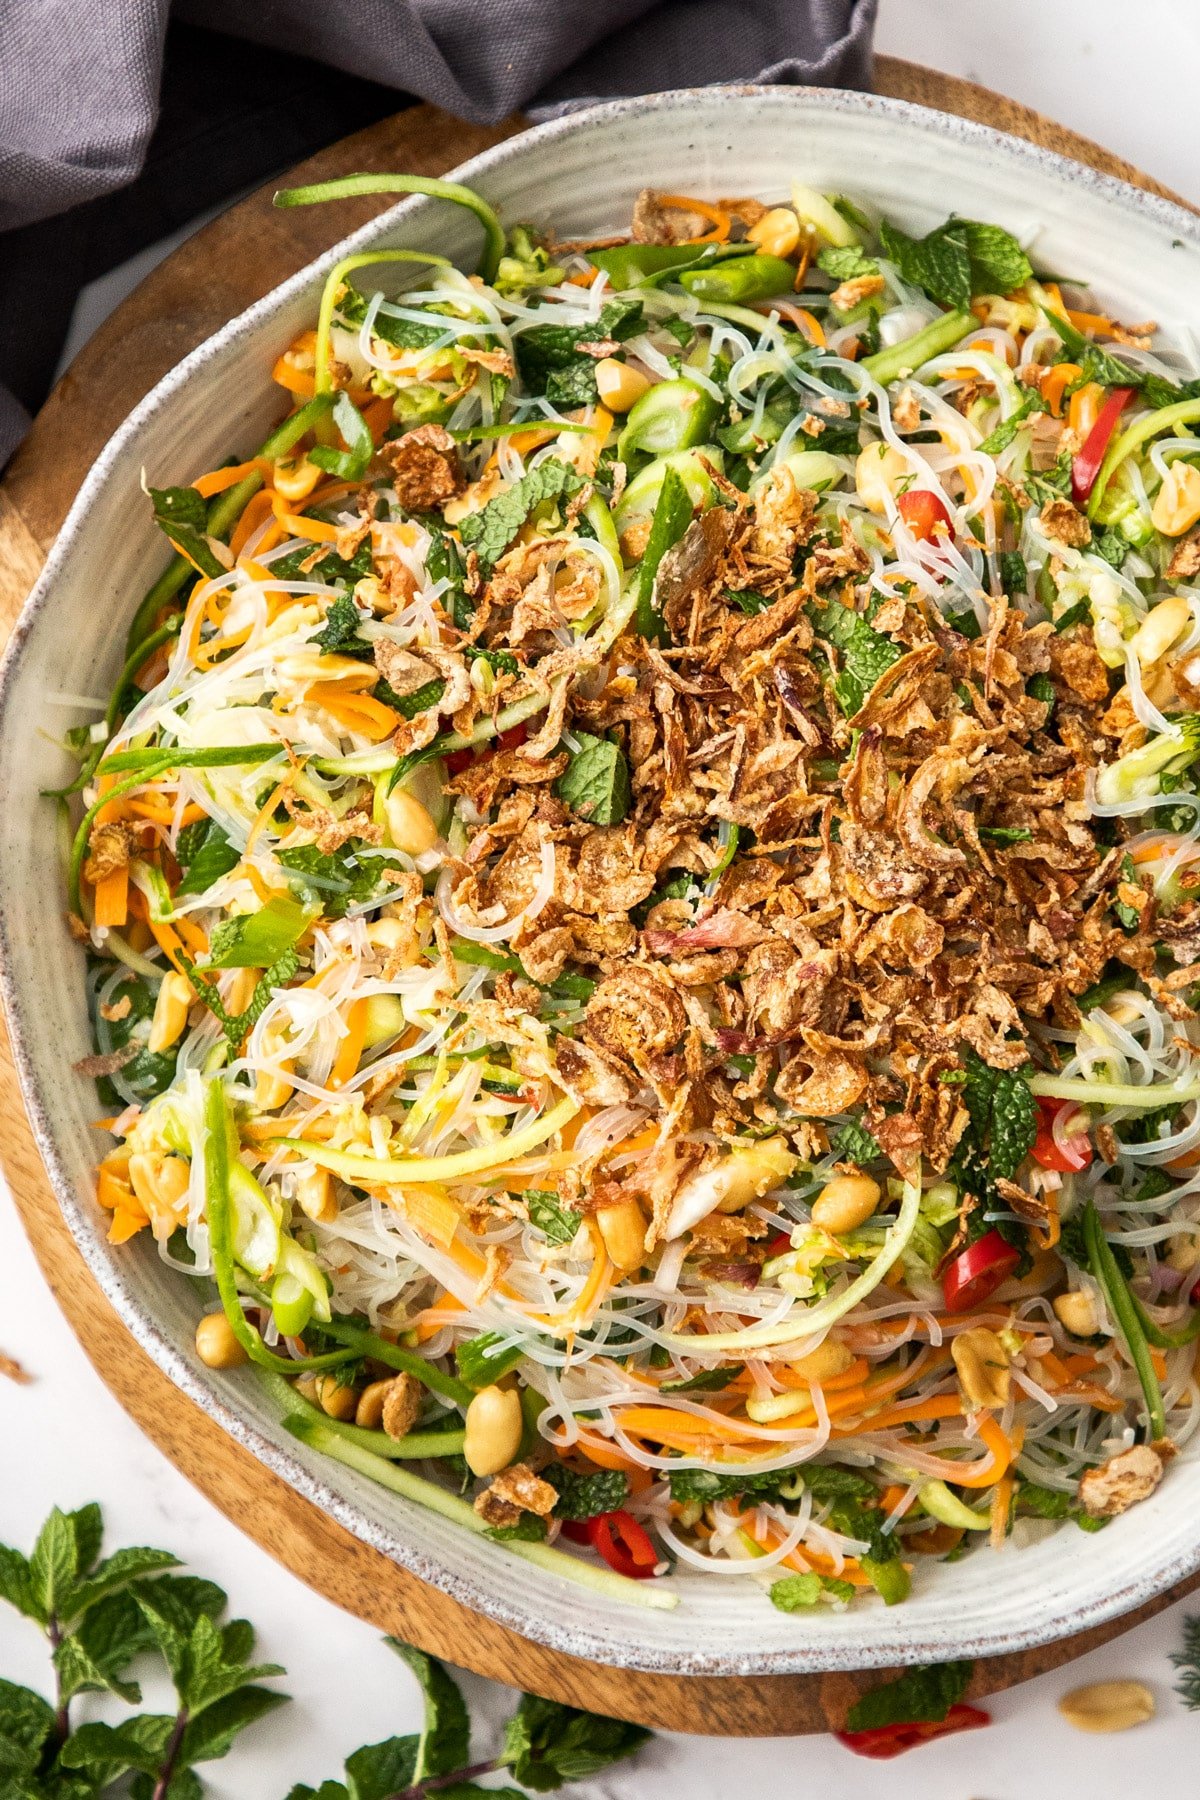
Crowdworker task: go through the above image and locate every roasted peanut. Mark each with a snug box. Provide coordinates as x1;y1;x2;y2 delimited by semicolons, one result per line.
811;1175;881;1236
148;971;192;1054
463;1383;523;1476
1151;461;1200;537
312;1374;358;1422
595;357;651;413
294;1163;337;1224
128;1152;190;1227
747;207;801;260
1053;1288;1100;1337
1057;1680;1155;1734
855;441;909;514
1130;594;1191;666
788;1339;854;1383
384;788;440;856
951;1326;1011;1410
194;1311;248;1369
595;1198;648;1272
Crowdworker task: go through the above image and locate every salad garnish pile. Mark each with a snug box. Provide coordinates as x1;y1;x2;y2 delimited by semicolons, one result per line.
64;172;1200;1611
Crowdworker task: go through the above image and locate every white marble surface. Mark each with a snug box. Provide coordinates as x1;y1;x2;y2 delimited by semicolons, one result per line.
6;4;1200;1793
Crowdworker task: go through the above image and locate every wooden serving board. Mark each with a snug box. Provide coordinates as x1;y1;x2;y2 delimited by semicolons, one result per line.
1;60;1197;1735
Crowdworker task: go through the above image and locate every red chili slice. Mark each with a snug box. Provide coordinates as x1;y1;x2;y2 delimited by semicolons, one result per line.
443;718;529;778
1071;386;1135;504
836;1703;991;1759
1031;1097;1093;1173
942;1229;1020;1314
582;1509;659;1579
897;487;954;543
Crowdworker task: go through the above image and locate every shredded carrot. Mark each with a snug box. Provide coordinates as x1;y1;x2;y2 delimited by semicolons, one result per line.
92;865;129;928
270;494;341;543
565;267;601;288
1066;307;1116;337
245;779;292;856
124;797;205;828
231;488;278;559
329;997;369;1090
1068;380;1103;439
754;298;825;348
1040;362;1080;418
990;1474;1014;1551
305;686;400;741
403;1185;462;1249
792;233;812;291
192;459;269;499
656;195;731;243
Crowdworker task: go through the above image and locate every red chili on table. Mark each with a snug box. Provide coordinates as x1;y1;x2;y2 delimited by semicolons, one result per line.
1031;1097;1093;1173
897;487;954;543
1071;386;1135;504
942;1229;1020;1314
836;1703;992;1759
559;1509;659;1579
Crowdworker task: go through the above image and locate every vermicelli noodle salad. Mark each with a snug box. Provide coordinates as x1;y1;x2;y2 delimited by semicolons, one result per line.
66;170;1200;1614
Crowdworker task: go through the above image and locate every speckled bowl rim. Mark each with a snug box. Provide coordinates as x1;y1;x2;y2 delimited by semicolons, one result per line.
4;83;1200;1678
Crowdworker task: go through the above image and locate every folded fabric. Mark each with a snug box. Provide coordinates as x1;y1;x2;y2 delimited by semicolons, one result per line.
0;0;877;468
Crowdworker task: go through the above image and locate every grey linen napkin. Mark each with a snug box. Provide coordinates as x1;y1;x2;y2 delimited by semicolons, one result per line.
0;0;877;467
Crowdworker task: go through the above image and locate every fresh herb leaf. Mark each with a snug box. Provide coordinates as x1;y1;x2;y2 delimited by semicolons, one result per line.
978;824;1033;846
1058;1209;1133;1278
846;1660;975;1732
667;1467;792;1504
175;818;240;897
148;486;226;579
725;586;771;615
543;1465;629;1522
515;298;643;393
458;458;584;574
945;606;982;639
817;245;881;283
387;1642;470;1780
882;217;1031;311
660;1365;741;1394
998;549;1029;597
1172;1614;1200;1711
316;593;370;655
976;390;1040;456
502;1692;650;1791
809;597;902;717
208;895;313;968
455;1333;526;1389
554;731;631;826
272;541;374;591
337;284;446;351
832;1120;882;1165
277;843;399;921
310;390;374;482
526;1189;582;1248
1113;852;1142;932
960;1047;1037;1184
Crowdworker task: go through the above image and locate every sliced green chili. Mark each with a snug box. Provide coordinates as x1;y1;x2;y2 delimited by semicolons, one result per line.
1083;1199;1165;1439
1087;395;1200;517
275;173;505;283
861;309;974;388
679;254;795;305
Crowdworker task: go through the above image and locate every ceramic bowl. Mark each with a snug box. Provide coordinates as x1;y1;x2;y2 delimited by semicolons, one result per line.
3;87;1200;1677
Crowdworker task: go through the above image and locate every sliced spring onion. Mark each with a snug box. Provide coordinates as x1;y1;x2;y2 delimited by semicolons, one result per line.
274;173;506;284
1083;1199;1165;1440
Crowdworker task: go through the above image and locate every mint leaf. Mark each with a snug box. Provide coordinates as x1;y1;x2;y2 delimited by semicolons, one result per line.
130;1769;202;1800
881;217;1030;310
277;843;398;921
960;1048;1037;1183
832;1120;881;1165
175;1611;283;1717
316;594;370;655
387;1642;469;1779
976;389;1040;455
208;895;312;969
59;1715;174;1785
502;1693;650;1791
457;458;583;574
525;1189;581;1248
818;246;880;283
543;1465;629;1522
999;550;1028;597
0;1679;56;1777
978;825;1033;846
667;1467;791;1503
132;1574;228;1679
725;587;771;615
67;1546;181;1620
175;819;239;897
28;1505;98;1622
455;1333;526;1390
636;465;694;641
554;731;631;825
0;1543;37;1621
810;598;901;717
148;486;226;579
343;1735;420;1800
515;299;643;395
845;1660;974;1732
179;1685;289;1764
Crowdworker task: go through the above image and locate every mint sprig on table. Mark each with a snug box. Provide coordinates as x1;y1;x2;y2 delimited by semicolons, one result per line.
0;1503;651;1798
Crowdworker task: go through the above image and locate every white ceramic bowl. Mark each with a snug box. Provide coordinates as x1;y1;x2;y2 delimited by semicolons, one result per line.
4;87;1200;1677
